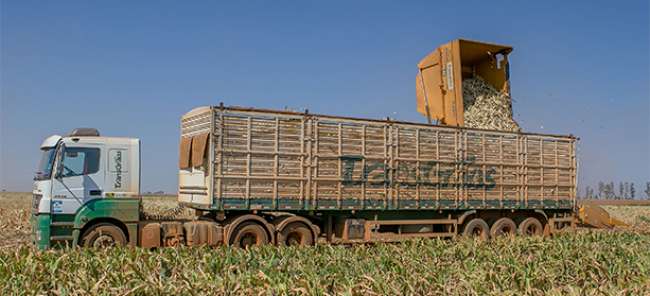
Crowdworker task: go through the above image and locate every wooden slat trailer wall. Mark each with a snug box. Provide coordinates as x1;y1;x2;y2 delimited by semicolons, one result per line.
179;106;577;214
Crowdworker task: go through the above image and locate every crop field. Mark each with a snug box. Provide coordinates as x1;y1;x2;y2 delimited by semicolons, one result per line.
1;192;650;295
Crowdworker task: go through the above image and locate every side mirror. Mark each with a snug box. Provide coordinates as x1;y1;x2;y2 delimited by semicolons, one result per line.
54;163;63;179
54;145;65;179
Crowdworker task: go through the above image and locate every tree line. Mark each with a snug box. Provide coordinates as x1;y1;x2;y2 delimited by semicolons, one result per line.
582;182;650;200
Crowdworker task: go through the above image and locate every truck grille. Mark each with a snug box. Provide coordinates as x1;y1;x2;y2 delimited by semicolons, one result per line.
32;194;42;213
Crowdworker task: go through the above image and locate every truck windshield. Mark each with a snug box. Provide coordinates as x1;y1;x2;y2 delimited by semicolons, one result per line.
34;148;56;180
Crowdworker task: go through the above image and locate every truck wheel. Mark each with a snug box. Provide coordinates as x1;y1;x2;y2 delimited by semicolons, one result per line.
230;222;269;248
518;217;543;236
278;222;313;246
490;217;516;238
81;223;127;248
461;218;490;240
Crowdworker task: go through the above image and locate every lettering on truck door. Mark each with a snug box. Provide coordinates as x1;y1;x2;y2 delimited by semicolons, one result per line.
108;148;130;194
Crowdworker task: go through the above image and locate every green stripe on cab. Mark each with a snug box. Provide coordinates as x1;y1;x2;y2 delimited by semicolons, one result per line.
71;198;141;245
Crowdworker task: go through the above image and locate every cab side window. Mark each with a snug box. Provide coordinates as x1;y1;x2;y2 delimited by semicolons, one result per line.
61;148;100;177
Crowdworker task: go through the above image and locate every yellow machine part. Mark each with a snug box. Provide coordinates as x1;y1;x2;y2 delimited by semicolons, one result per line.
416;39;513;126
578;203;628;228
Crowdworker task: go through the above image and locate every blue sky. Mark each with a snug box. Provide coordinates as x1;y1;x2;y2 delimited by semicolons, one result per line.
1;1;648;194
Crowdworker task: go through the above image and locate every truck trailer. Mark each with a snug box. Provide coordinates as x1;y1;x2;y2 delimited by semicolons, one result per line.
31;105;577;250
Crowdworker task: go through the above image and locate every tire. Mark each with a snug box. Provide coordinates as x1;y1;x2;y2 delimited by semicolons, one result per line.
461;218;490;241
490;217;517;238
518;217;544;236
229;222;269;248
278;222;314;246
81;223;127;248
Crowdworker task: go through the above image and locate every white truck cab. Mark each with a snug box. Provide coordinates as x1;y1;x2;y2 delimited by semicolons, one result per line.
32;128;141;249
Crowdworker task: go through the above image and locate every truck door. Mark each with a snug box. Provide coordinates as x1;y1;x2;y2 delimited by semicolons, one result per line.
50;144;104;214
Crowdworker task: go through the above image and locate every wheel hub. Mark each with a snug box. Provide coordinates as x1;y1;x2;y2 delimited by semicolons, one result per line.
525;224;538;235
93;234;116;247
286;232;302;245
240;233;257;247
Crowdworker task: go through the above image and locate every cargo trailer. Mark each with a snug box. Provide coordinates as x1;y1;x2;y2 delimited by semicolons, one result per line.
175;105;577;244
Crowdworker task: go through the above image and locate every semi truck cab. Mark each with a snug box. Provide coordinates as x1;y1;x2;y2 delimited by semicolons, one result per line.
32;128;141;249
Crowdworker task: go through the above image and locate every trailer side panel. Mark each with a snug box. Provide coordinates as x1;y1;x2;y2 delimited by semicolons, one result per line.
179;107;576;212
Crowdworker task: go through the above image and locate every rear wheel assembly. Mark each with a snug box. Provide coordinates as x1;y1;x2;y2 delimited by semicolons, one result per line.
229;222;269;248
490;217;517;238
518;217;543;236
461;218;490;240
278;222;314;246
81;223;127;248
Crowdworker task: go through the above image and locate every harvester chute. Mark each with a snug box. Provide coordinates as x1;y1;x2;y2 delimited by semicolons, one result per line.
416;39;512;126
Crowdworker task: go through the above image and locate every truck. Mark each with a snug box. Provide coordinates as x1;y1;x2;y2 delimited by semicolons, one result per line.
31;39;582;250
32;105;579;249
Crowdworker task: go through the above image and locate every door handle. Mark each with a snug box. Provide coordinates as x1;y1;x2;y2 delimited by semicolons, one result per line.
89;190;102;196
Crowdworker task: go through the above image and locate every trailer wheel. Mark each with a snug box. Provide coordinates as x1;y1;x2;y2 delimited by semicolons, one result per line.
81;223;127;248
490;217;517;238
518;217;543;236
278;222;314;246
230;222;269;248
461;218;490;240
